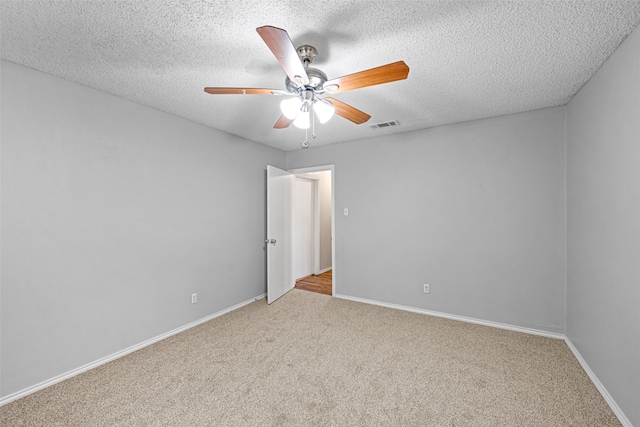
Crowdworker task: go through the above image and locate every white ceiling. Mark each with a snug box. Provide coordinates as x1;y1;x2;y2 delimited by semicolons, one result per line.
2;1;640;151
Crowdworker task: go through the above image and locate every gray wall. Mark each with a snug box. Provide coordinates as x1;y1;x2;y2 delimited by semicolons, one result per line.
0;60;285;398
287;107;566;333
566;26;640;426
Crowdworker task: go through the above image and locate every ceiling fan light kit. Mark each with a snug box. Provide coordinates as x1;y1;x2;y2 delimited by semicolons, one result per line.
281;92;336;129
204;26;409;147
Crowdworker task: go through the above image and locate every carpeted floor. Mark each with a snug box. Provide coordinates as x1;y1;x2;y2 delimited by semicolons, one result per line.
0;289;620;426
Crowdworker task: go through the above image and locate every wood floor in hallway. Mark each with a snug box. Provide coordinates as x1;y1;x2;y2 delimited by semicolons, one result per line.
294;270;332;295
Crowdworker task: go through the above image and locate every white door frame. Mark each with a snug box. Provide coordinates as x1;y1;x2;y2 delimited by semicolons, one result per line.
288;165;335;296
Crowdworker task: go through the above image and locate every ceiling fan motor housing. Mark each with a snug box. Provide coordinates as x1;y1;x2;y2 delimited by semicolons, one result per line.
285;67;328;94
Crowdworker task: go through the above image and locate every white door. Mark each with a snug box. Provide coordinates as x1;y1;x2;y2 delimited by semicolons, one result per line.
266;165;294;304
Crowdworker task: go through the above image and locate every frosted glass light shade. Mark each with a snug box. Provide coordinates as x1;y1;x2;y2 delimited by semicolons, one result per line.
293;109;310;129
314;99;335;124
280;96;303;119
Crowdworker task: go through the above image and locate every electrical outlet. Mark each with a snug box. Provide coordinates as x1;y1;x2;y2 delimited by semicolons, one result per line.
191;293;197;304
423;284;430;294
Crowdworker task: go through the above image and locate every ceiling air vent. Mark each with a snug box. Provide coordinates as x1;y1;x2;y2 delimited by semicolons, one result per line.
370;120;400;129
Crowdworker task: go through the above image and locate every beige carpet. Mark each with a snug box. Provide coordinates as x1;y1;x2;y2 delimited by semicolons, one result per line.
0;289;620;426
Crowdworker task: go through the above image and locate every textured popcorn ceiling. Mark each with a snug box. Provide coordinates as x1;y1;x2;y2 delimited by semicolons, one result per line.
2;1;640;151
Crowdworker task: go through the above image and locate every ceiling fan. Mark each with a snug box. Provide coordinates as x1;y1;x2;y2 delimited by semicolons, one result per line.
204;26;410;142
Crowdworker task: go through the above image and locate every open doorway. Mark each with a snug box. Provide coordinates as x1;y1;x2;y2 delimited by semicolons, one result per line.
290;166;334;296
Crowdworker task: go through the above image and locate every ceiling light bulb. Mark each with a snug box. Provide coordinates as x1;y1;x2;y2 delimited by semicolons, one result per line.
314;99;335;124
280;96;302;120
293;104;311;129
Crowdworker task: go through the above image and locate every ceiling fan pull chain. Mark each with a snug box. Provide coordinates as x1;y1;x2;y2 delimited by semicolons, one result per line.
312;105;317;139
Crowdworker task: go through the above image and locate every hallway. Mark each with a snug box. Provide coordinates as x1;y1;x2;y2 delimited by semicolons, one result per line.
294;270;332;295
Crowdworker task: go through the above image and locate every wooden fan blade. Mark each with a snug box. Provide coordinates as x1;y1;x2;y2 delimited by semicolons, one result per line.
256;26;309;86
323;61;409;94
204;87;288;95
274;115;293;129
324;98;371;124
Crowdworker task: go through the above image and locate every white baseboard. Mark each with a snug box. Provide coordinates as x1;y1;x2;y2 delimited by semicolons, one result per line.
0;293;266;407
564;338;632;427
334;293;565;339
317;266;332;274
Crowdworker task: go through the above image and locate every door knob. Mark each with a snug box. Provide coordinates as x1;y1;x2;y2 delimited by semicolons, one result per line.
265;239;277;245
